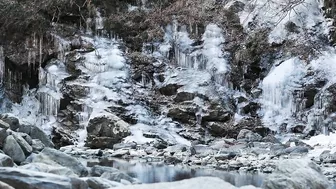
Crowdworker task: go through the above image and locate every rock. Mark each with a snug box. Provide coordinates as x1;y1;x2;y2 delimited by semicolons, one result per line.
214;152;237;161
113;142;137;150
320;150;336;163
18;125;54;148
110;149;130;157
91;165;119;177
112;177;260;189
167;107;195;124
86;115;131;149
262;159;330;189
0;116;19;131
3;135;25;163
0;120;10;129
0;153;14;167
20;163;78;177
174;91;195;102
0;128;8;148
31;139;45;152
0;181;14;189
31;148;88;176
0;167;88;189
237;129;262;142
82;177;123;189
19;133;33;145
101;172;137;183
12;133;32;155
159;84;182;96
202;105;233;122
205;122;231;137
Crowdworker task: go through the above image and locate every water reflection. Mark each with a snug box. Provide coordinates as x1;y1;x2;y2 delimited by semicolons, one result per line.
86;158;264;187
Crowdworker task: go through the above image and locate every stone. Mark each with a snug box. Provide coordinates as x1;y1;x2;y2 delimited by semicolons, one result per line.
31;139;45;152
262;159;330;189
0;181;14;189
91;165;119;177
0;168;88;189
101;172;137;184
113;142;137;150
320;150;336;163
0;120;10;129
12;133;32;155
30;126;54;148
167;107;195;124
174;91;195;102
31;148;88;176
18;125;54;148
112;177;260;189
86;114;131;149
0;128;8;148
237;129;262;142
0;116;19;131
159;84;182;96
82;177;123;189
20;163;78;177
3;135;25;163
205;122;230;137
0;153;14;167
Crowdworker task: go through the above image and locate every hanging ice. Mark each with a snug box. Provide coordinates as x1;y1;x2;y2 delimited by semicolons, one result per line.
261;57;306;131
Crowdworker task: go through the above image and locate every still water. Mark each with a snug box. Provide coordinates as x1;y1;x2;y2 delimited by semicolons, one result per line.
86;158;264;187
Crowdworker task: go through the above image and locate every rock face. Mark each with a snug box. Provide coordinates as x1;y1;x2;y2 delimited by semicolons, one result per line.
112;177;260;189
86;115;131;149
262;159;330;189
31;148;88;176
0;168;88;189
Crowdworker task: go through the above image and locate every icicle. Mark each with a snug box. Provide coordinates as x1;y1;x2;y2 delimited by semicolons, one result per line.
0;46;4;85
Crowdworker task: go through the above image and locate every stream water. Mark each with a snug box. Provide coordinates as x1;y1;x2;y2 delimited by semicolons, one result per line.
86;158;264;187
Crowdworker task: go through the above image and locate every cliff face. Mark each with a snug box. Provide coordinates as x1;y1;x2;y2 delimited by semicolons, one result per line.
324;0;336;44
1;0;336;148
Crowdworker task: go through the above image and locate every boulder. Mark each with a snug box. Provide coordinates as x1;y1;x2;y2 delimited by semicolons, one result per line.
0;120;10;130
31;139;45;152
0;153;14;167
174;91;195;102
0;128;8;148
3;135;25;163
12;133;32;155
101;172;137;184
320;150;336;163
0;181;14;189
91;165;119;177
18;125;54;148
159;84;182;96
0;116;19;131
205;122;230;137
112;177;259;189
0;168;88;189
86;115;130;149
20;163;78;177
262;159;330;189
237;129;262;142
82;177;123;189
31;148;88;176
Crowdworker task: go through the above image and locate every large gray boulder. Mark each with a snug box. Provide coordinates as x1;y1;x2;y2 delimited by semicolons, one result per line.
20;163;78;177
262;159;330;189
3;135;25;163
0;181;14;189
82;177;124;189
31;148;88;176
101;172;137;184
0;167;88;189
0;153;14;167
0;128;8;148
113;177;259;189
12;133;32;155
237;129;262;142
18;125;54;148
86;114;130;149
91;165;119;177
